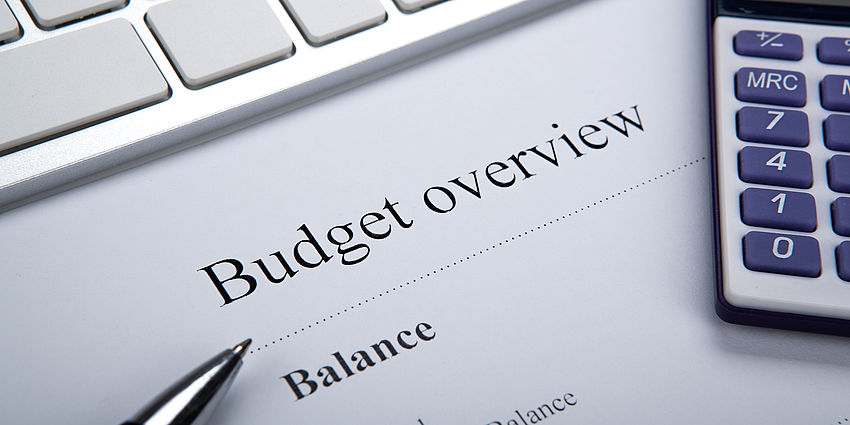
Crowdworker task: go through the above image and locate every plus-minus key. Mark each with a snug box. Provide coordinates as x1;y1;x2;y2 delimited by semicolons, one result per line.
735;30;804;61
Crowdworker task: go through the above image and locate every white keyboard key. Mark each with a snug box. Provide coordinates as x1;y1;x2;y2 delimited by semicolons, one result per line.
147;0;293;89
0;19;169;151
22;0;126;28
282;0;386;46
0;1;20;43
393;0;447;13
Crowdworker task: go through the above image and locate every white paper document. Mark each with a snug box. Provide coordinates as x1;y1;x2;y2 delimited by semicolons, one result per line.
2;0;849;423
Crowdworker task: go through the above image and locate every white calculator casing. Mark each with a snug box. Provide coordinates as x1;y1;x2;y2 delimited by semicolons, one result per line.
709;0;850;336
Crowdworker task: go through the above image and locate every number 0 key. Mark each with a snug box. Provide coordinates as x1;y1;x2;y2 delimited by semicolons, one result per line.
743;231;821;277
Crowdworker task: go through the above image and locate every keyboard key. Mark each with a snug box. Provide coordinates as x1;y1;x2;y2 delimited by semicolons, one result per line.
0;19;169;152
821;75;850;112
736;67;806;107
838;241;850;282
0;1;20;44
818;37;850;66
394;0;447;13
739;146;813;188
737;106;808;146
741;188;817;232
743;231;821;277
824;114;850;152
735;31;803;61
832;197;850;237
22;0;127;29
282;0;386;46
147;0;294;89
828;155;850;193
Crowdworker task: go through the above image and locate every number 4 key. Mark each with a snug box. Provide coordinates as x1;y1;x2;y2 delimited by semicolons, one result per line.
739;146;813;188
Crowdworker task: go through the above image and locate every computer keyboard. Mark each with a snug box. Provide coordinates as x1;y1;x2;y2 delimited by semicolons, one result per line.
0;0;564;209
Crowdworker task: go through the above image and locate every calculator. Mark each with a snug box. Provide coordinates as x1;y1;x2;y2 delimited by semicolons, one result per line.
709;0;850;336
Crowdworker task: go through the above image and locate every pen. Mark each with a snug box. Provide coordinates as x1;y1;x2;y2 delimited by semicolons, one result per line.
121;339;251;425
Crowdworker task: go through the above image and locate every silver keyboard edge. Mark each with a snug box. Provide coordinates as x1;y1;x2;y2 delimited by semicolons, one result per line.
0;0;571;211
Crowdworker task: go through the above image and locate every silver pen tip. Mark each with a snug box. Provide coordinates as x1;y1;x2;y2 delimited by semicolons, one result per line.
232;338;252;358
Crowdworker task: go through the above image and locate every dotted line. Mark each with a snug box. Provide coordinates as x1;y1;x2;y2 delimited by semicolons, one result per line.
249;157;706;354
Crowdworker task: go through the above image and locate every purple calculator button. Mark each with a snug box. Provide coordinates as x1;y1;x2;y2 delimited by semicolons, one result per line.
743;231;821;277
828;155;850;193
739;146;813;188
818;37;850;66
741;188;817;232
736;68;806;107
736;31;803;61
824;114;850;152
838;241;850;282
821;75;850;112
832;197;850;237
737;106;808;146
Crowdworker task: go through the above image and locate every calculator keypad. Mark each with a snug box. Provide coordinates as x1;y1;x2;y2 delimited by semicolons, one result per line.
727;28;850;282
714;17;850;323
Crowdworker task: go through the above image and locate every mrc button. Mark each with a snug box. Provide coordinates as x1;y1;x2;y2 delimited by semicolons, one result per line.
736;67;806;107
